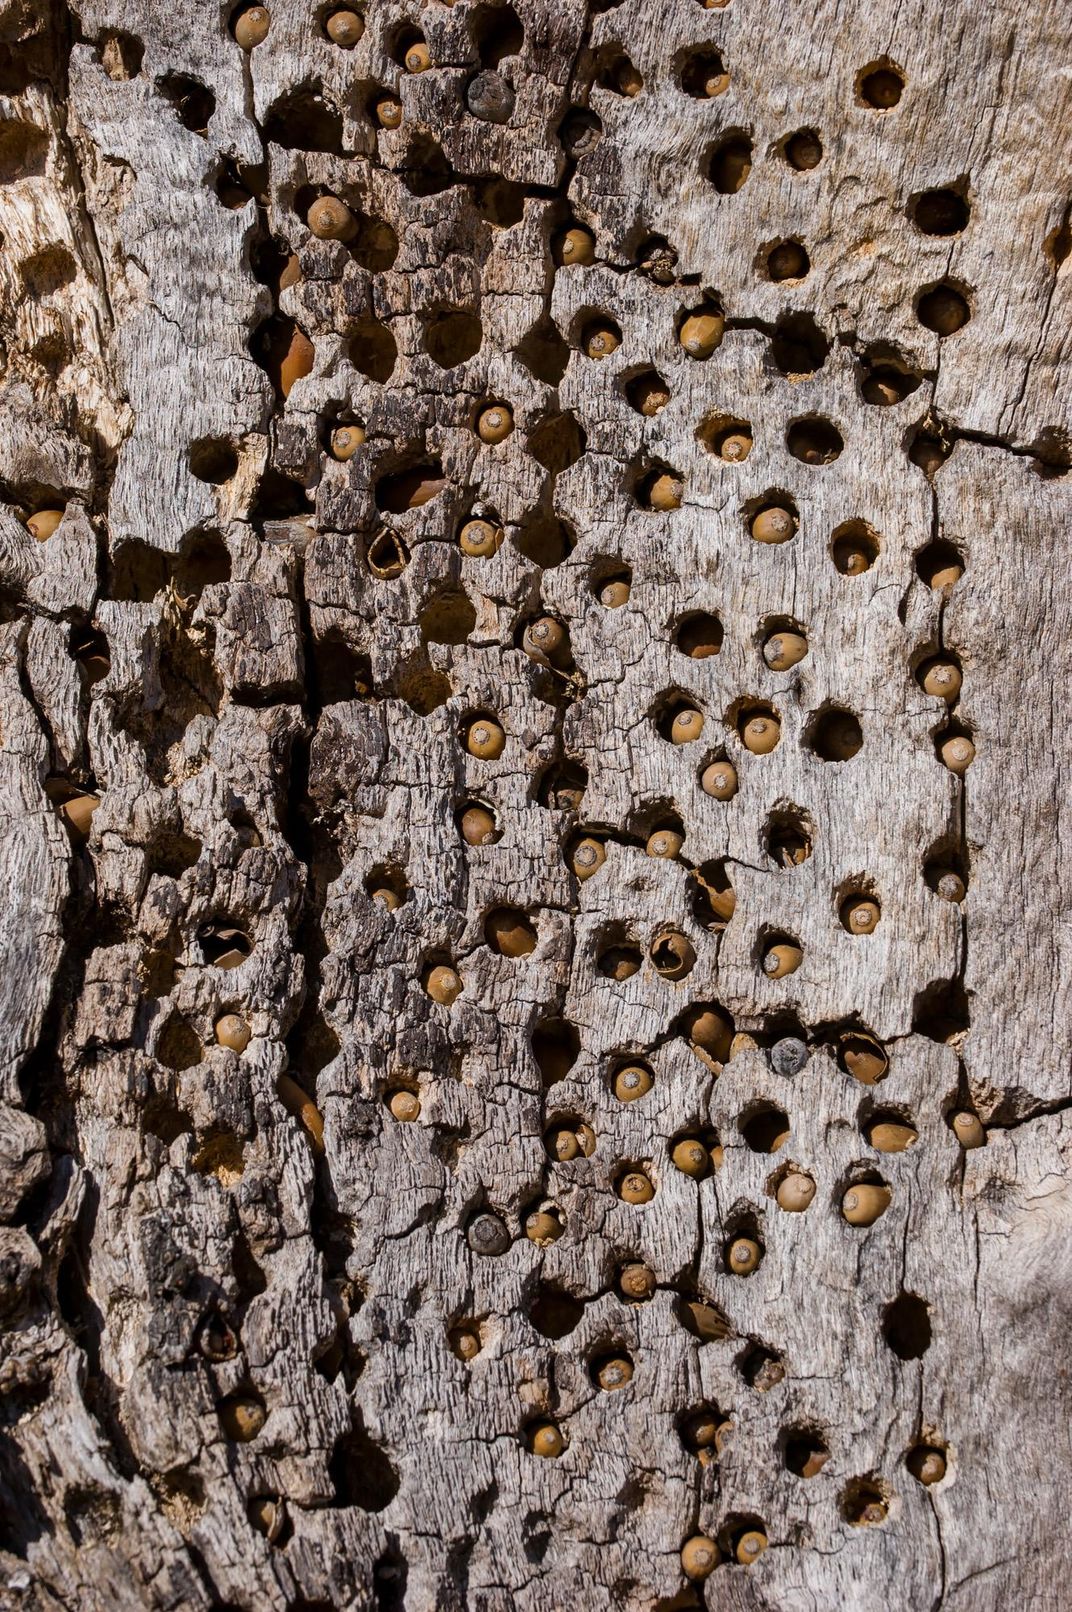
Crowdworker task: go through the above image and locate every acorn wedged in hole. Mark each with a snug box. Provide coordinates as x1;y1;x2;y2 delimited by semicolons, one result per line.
647;827;683;859
920;659;962;701
613;1063;652;1102
374;93;403;129
840;1032;888;1084
594;1355;633;1390
555;226;595;266
307;195;356;241
842;895;880;934
426;964;462;1005
233;5;270;48
529;1422;564;1458
868;1118;917;1152
669;706;704;744
569;836;606;880
741;713;780;754
642;471;683;511
763;630;807;671
951;1110;985;1148
326;9;363;46
907;1445;946;1485
685;1004;734;1064
404;40;430;72
218;1394;266;1440
939;733;975;774
459;518;503;558
27;508;64;540
763;941;802;978
467;1212;509;1255
476;403;513;444
618;1169;654;1205
682;1408;731;1461
449;1324;481;1361
464;716;505;759
584;321;620;358
678;310;724;358
525;1207;563;1246
671;1137;710;1179
388;1089;420;1122
701;759;737;800
751;505;796;544
776;1169;815;1211
215;1014;250;1053
785;129;822;169
522;615;569;668
628;372;670;416
599;574;630;607
842;1182;891;1225
736;1529;768;1566
680;1535;720;1580
459;803;497;845
485;908;537;957
616;1263;655;1305
330;424;364;460
726;1235;762;1275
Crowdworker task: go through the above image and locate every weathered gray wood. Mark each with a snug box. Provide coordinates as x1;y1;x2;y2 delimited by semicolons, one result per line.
0;0;1070;1609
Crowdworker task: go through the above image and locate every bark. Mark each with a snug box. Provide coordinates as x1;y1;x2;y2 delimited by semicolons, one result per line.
0;0;1070;1609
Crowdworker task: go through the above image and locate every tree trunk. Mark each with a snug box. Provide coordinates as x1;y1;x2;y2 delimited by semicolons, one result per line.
1;0;1070;1608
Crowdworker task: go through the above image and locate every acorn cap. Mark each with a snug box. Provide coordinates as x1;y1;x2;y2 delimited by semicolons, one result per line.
651;930;695;979
841;1182;891;1226
680;1534;720;1579
613;1063;652;1102
59;793;100;841
701;759;737;800
681;1298;731;1340
215;1013;250;1053
776;1170;815;1211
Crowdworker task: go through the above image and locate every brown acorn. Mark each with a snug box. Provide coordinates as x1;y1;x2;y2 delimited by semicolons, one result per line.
776;1170;815;1212
325;9;363;46
841;1182;891;1226
307;195;356;241
569;836;606;880
459;804;497;845
27;509;64;540
476;403;514;444
726;1236;762;1275
215;1014;250;1053
680;1535;720;1580
465;716;505;759
458;518;503;558
751;505;796;544
678;310;724;358
426;964;463;1005
233;6;270;49
555;226;595;266
618;1170;654;1205
701;759;737;800
613;1064;652;1103
330;424;364;460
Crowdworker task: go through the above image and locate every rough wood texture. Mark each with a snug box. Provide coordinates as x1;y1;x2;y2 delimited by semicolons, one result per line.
0;1;1070;1608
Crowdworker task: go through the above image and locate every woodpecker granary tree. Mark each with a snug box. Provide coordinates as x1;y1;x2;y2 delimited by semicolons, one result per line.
1;0;1071;1608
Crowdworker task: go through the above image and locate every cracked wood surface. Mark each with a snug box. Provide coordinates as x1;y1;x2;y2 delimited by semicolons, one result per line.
0;1;1070;1609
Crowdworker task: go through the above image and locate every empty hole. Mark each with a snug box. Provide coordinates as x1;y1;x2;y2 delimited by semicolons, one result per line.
471;2;524;65
20;245;76;297
598;936;643;980
189;438;238;485
329;1417;400;1510
399;134;455;197
709;133;752;193
675;613;723;658
156;1013;202;1072
770;313;829;377
529;1285;582;1338
264;84;344;152
425;310;482;368
176;531;231;595
98;30;144;80
784;1430;829;1478
739;1344;785;1392
158;74;215;134
842;1477;890;1525
857;61;904;108
375;461;445;513
531;1019;580;1084
473;176;526;225
782;128;822;170
882;1293;931;1358
910;187;969;236
419;589;476;644
808;708;863;761
110;540;171;602
916;282;971;337
527;412;586;472
680;48;728;97
0;119;47;182
860;350;920;405
907;424;954;475
352;216;399;271
349;319;397;384
395;657;450;713
741;1106;790;1153
912;977;969;1041
764;809;812;867
831;520;879;575
598;53;643;95
198;923;252;967
787;418;842;464
515;512;573;568
516;316;570;384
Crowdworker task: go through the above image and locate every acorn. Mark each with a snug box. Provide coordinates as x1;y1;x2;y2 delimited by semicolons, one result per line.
717;427;753;462
467;1211;510;1255
763;942;802;978
307;195;356;241
374;93;403;129
485;908;536;958
404;40;430;72
776;1170;815;1211
613;1064;652;1103
601;945;641;981
547;1126;580;1162
868;1119;917;1152
277;1074;324;1150
530;1423;564;1458
920;659;962;701
279;326;314;396
922;550;963;589
712;138;751;190
595;1355;633;1390
330;424;364;460
832;532;875;573
325;8;363;45
677;616;722;657
370;884;401;911
426;964;463;1005
701;759;738;800
681;1300;731;1341
931;867;966;902
685;1004;733;1063
842;1182;891;1225
525;1208;563;1246
630;374;670;416
940;734;975;774
618;1262;656;1301
459;518;503;558
459;804;497;845
523;615;568;666
951;1110;985;1149
599;576;631;607
842;896;880;934
727;1236;762;1274
449;1325;481;1361
27;509;64;540
570;836;606;880
841;1032;888;1084
646;828;683;859
476;403;514;444
465;716;505;759
681;1408;726;1455
751;505;797;544
736;1530;768;1566
215;1014;250;1053
59;793;100;841
651;930;695;980
388;1089;420;1122
670;707;704;744
678;310;724;358
741;713;780;754
644;472;683;511
767;240;809;281
907;1446;946;1486
218;1395;266;1440
785;129;822;169
918;286;970;336
671;1138;708;1177
812;710;862;760
680;1535;720;1580
613;59;643;95
763;630;808;671
233;6;270;49
584;321;620;358
618;1170;654;1205
555;226;595;266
